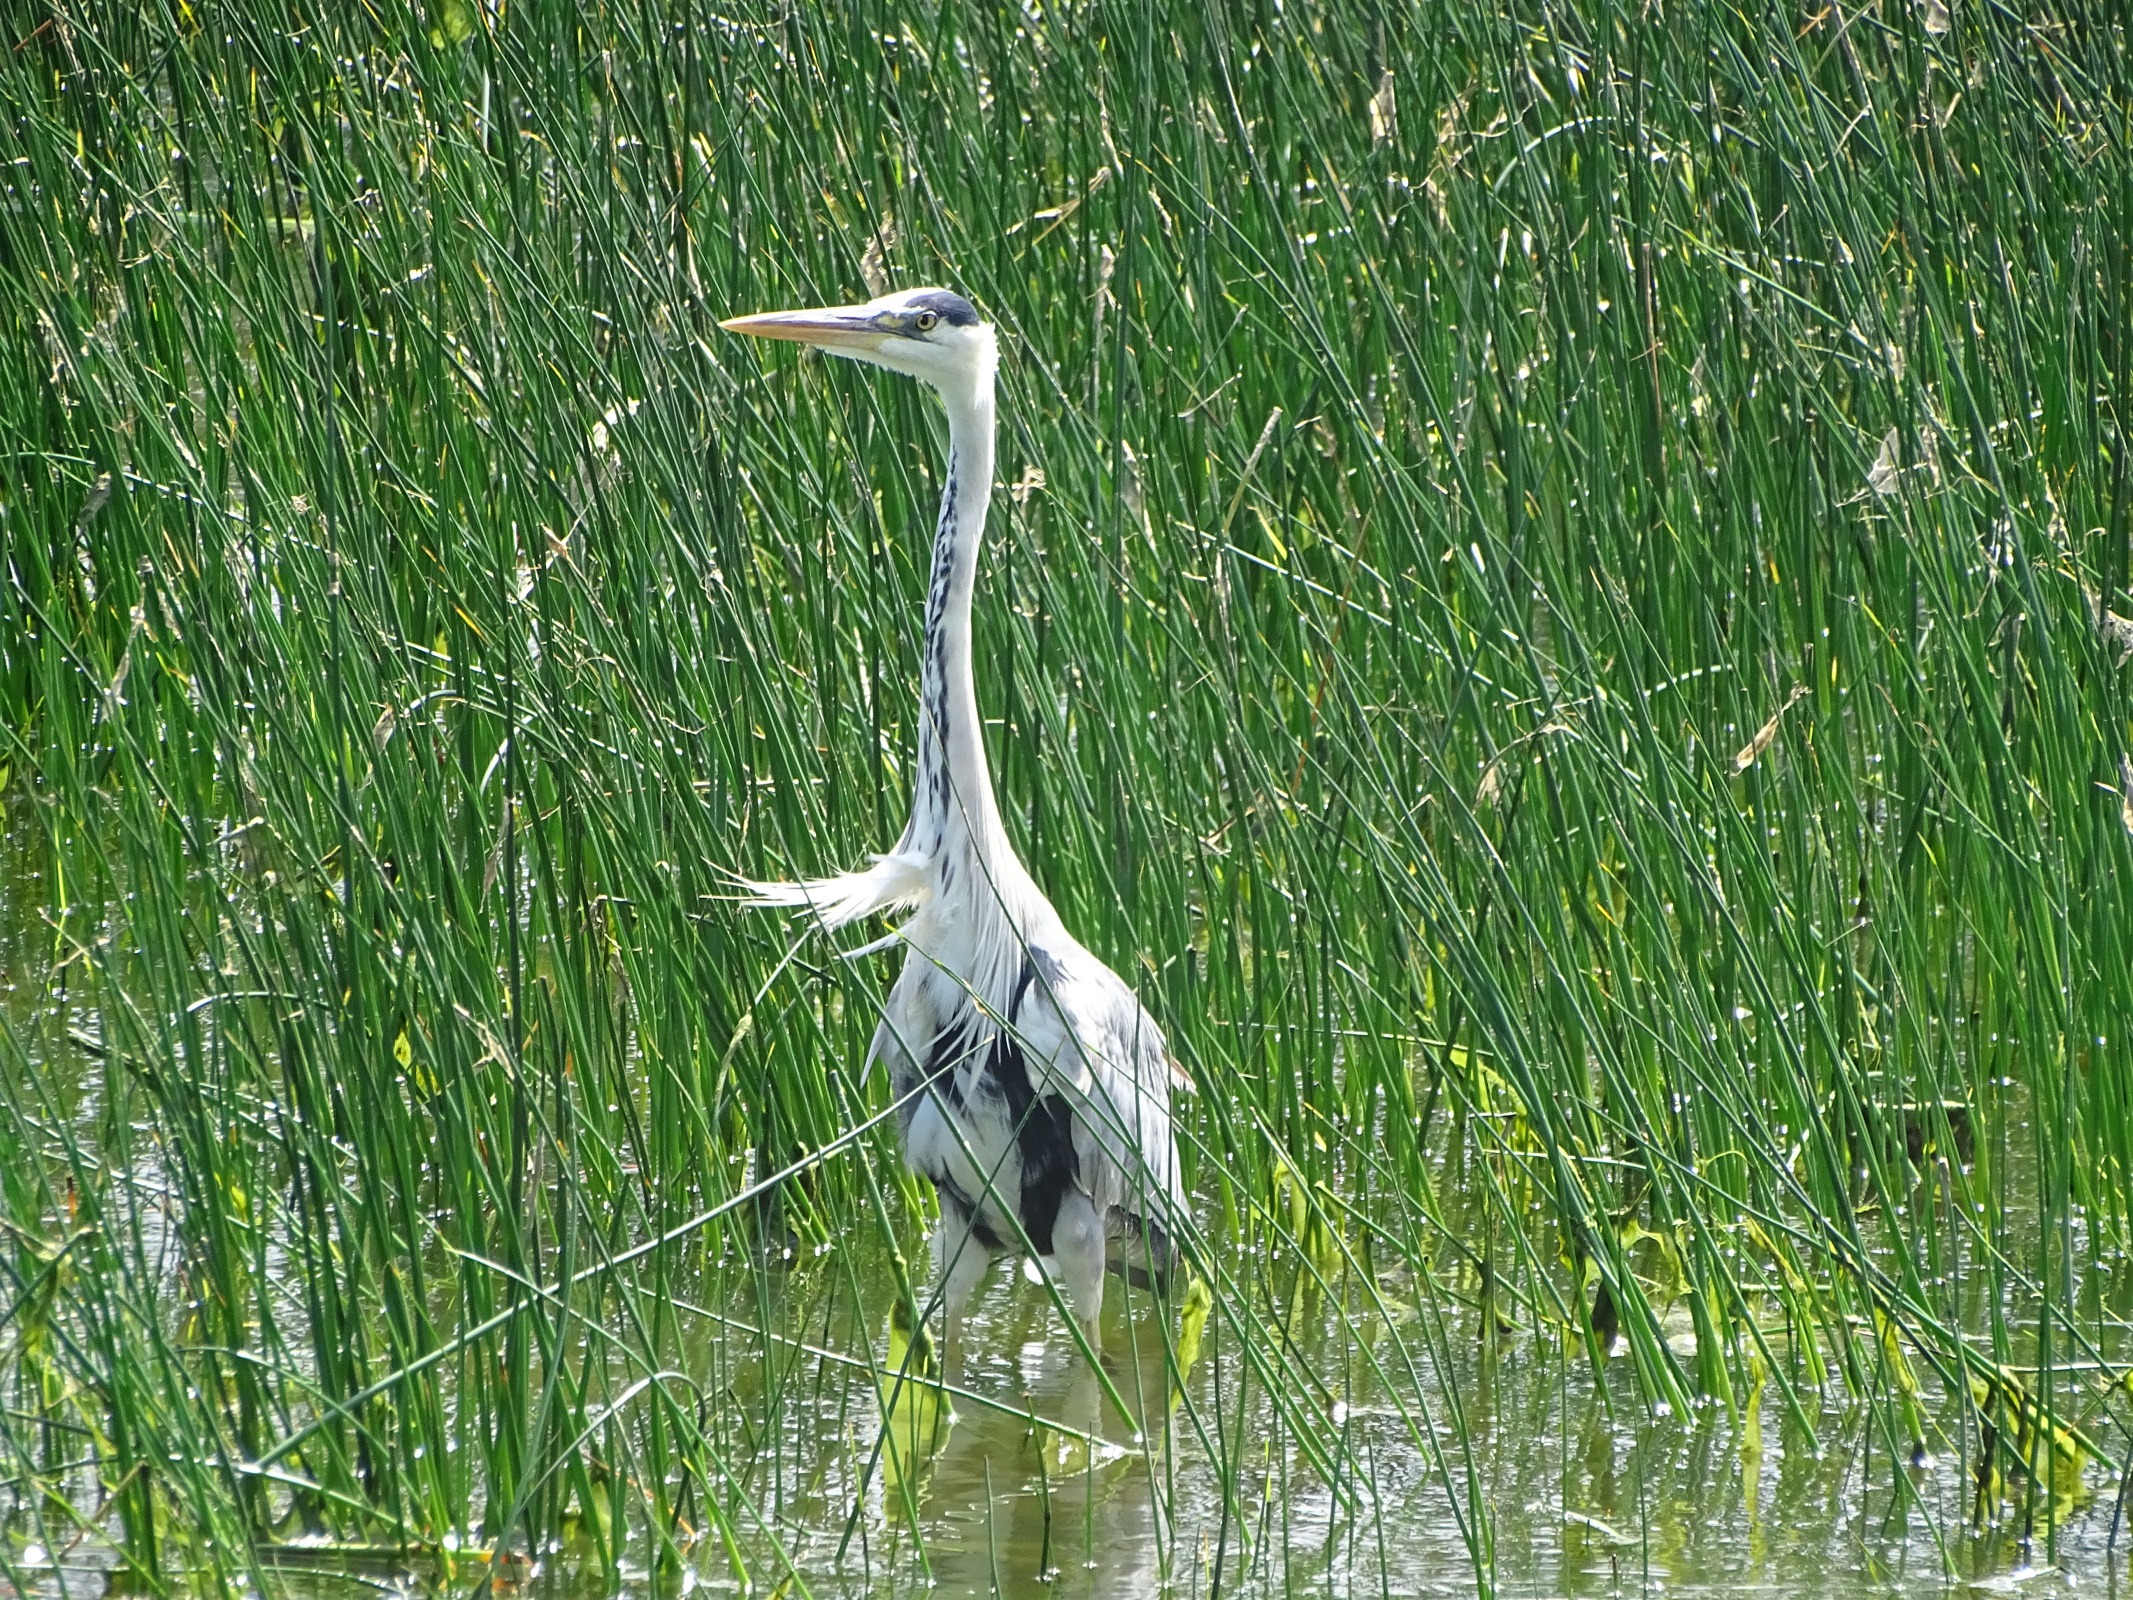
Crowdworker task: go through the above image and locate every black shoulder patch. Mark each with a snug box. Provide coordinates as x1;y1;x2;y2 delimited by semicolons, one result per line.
1029;944;1069;988
906;289;981;327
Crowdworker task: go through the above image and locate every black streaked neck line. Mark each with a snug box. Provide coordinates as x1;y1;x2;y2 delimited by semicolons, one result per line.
910;371;1007;876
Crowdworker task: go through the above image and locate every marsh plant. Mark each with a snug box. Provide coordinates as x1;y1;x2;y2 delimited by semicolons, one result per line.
2;0;2129;1594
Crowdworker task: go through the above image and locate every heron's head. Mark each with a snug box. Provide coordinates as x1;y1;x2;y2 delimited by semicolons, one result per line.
721;288;995;401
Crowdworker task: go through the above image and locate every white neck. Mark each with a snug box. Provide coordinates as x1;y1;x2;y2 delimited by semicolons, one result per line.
902;357;1022;904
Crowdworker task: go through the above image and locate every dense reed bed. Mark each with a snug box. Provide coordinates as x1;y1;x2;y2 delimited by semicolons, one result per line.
2;0;2129;1593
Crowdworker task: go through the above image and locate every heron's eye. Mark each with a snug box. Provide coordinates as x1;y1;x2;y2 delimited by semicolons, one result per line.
914;311;939;332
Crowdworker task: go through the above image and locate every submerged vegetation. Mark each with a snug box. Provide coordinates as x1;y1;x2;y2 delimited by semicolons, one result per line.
2;0;2130;1592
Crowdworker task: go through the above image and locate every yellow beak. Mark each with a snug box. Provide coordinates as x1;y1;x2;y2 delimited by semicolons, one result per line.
718;306;890;353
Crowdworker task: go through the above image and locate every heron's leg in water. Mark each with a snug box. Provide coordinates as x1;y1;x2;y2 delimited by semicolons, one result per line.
933;1202;995;1376
1062;1349;1104;1458
1048;1191;1107;1357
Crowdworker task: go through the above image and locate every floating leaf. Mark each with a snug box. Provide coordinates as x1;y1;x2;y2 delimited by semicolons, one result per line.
877;1298;951;1494
430;0;474;46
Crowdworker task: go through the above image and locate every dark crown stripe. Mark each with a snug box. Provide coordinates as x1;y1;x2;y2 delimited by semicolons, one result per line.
904;289;981;327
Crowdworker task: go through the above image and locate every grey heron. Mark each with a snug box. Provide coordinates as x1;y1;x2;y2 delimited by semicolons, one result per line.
722;287;1186;1357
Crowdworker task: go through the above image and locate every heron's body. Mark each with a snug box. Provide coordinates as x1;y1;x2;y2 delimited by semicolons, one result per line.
723;288;1184;1350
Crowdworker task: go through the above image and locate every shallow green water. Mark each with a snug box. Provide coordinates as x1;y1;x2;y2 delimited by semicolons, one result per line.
7;1199;2128;1600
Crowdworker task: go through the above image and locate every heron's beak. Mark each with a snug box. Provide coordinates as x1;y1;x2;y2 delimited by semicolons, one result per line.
719;305;890;354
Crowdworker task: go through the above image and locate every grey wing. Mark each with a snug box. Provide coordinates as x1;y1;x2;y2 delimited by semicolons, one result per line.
1011;940;1184;1233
